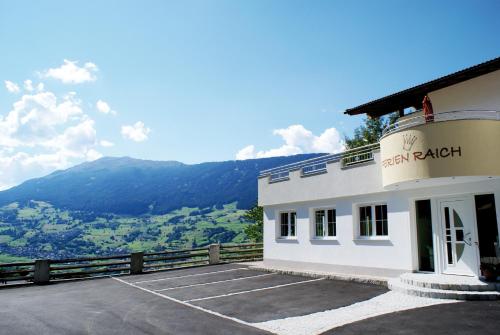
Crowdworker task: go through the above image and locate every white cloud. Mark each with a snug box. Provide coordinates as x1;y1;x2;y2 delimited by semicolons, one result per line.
43;59;98;84
37;82;45;92
96;99;116;115
99;140;114;147
85;149;103;161
4;80;20;93
236;145;256;160
121;121;151;142
0;89;102;190
24;79;34;92
235;124;345;160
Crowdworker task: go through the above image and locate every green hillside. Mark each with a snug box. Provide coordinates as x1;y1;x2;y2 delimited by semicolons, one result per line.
0;201;252;261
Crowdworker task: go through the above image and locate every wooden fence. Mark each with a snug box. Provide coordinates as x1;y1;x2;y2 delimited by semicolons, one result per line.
0;243;262;285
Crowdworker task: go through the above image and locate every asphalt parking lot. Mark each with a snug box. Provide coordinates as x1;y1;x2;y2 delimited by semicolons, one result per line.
2;263;499;335
0;263;387;334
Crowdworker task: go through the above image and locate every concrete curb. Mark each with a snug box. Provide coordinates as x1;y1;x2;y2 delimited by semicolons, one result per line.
248;265;389;287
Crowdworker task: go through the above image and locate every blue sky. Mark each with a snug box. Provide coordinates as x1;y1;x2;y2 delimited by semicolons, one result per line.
0;0;499;188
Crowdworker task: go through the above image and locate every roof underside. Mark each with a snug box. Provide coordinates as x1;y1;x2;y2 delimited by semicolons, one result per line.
345;56;500;118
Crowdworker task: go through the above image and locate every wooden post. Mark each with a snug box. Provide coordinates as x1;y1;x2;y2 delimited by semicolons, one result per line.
130;252;144;274
209;244;220;265
33;259;50;284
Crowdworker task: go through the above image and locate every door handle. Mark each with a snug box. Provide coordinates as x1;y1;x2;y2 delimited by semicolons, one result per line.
463;232;472;246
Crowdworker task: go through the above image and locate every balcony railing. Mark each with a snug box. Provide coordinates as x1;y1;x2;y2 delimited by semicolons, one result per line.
261;143;380;182
382;110;500;138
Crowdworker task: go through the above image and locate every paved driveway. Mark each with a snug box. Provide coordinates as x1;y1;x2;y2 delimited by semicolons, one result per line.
0;263;386;334
2;263;497;334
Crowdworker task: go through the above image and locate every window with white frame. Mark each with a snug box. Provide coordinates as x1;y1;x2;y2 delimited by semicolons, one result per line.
279;211;297;238
314;209;336;238
358;204;388;237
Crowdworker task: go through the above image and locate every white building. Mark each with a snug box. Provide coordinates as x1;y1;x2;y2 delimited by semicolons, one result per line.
258;58;500;281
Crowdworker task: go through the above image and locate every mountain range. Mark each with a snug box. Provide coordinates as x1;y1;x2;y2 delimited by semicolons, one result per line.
0;154;322;215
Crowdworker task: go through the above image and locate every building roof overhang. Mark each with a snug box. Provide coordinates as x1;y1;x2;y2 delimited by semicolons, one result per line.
345;56;500;118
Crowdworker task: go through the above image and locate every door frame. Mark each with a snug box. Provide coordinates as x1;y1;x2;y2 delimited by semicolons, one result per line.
436;195;480;276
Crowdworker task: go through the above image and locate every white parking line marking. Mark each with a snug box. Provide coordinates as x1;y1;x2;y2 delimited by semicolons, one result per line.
154;273;276;292
133;267;248;284
184;278;325;303
112;276;256;328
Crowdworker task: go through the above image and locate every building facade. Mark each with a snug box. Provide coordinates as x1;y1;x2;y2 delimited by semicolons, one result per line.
258;58;500;279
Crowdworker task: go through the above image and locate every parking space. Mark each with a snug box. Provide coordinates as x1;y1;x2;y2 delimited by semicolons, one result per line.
118;263;388;323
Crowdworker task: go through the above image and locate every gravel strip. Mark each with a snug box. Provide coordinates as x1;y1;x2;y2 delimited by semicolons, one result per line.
251;291;459;335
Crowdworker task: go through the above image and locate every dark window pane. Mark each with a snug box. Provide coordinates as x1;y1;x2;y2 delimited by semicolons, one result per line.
446;242;453;264
375;205;388;236
280;212;288;237
315;210;324;237
327;209;336;236
416;199;434;272
290;212;296;236
444;207;450;229
456;229;464;242
475;194;499;258
359;206;371;236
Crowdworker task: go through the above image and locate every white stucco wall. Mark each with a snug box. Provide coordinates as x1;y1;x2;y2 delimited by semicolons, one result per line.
429;69;500;113
258;151;384;207
263;179;500;276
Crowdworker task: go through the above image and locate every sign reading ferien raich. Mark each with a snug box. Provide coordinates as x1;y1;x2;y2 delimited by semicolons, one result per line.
382;134;462;168
379;120;500;187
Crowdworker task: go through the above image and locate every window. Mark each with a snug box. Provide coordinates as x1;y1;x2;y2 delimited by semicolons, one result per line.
359;204;388;237
280;211;296;238
314;209;336;238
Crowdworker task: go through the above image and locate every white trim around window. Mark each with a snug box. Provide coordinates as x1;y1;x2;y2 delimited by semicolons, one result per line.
278;210;297;239
311;208;337;240
355;203;389;240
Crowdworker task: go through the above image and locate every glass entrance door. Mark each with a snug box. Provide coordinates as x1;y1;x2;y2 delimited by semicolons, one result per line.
439;198;479;276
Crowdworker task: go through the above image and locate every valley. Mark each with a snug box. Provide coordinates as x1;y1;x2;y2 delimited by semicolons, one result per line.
0;201;251;261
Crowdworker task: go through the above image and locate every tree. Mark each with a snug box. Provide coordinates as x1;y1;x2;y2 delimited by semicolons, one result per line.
344;113;399;149
243;205;263;242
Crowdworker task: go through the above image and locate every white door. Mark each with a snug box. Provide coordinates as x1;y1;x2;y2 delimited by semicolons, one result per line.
439;198;479;276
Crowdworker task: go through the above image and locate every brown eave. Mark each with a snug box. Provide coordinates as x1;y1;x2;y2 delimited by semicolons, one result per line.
345;56;500;118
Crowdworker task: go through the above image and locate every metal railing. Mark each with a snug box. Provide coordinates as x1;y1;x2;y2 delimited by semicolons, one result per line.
0;242;263;286
260;143;380;182
269;171;290;183
382;110;500;138
341;146;375;167
302;162;327;176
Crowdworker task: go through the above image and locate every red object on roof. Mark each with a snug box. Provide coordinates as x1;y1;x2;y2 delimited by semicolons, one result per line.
423;95;434;122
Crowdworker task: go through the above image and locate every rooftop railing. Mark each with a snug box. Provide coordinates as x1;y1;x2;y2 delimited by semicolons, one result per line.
260;143;380;182
381;110;500;138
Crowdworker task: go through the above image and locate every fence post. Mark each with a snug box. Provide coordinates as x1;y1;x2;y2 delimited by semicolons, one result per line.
209;244;220;265
34;259;50;284
130;252;144;275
